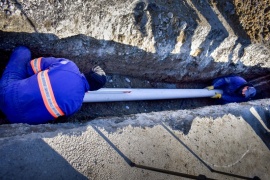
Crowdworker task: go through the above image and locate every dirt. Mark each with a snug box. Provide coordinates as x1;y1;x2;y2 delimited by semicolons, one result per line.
233;0;270;48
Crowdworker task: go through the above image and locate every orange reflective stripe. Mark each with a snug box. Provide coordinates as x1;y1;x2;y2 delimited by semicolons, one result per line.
30;57;42;74
43;72;64;116
37;70;64;118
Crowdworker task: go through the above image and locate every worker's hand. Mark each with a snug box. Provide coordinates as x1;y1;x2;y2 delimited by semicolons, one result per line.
211;93;222;99
205;85;214;90
92;66;106;76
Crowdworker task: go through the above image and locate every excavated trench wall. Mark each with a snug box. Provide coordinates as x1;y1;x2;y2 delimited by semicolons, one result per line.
0;0;269;120
0;0;269;78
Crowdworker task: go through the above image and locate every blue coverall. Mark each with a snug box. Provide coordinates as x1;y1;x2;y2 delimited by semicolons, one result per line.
213;75;254;103
0;46;89;124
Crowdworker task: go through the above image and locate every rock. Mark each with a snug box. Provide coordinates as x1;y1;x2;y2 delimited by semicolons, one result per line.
167;12;173;18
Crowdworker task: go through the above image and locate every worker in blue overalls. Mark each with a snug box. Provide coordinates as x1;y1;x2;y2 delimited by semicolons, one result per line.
0;46;106;124
205;75;256;104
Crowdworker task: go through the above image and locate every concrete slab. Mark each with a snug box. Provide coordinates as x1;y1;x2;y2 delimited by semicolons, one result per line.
0;99;270;179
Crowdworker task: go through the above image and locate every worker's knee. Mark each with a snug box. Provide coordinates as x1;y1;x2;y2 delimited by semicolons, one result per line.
9;46;31;64
13;46;31;57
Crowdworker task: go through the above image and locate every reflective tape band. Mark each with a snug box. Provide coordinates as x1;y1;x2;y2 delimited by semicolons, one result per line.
37;70;64;118
30;57;42;74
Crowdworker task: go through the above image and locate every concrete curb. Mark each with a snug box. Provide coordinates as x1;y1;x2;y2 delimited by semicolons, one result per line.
0;99;270;179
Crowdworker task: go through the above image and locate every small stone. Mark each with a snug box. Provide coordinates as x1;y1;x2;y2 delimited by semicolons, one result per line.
191;48;203;57
125;78;131;83
167;12;173;18
180;21;187;30
177;31;186;43
5;10;11;15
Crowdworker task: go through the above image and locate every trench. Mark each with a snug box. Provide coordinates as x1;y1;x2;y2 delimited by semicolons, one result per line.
0;49;270;125
0;49;269;125
58;73;270;124
0;41;269;180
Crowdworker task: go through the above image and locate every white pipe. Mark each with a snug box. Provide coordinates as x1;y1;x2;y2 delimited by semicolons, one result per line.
83;88;223;102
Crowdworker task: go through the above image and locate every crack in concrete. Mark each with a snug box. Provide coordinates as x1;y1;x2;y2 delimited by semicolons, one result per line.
205;149;250;168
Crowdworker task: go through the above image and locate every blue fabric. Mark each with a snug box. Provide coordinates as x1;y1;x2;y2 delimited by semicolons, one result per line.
0;46;90;124
212;75;252;103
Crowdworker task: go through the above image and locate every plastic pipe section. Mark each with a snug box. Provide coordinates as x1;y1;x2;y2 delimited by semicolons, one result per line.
83;88;223;103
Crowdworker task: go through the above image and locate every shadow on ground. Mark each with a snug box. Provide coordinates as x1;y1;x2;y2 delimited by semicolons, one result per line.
0;138;88;179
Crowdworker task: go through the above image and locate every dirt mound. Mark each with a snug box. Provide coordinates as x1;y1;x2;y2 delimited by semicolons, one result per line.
233;0;270;47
